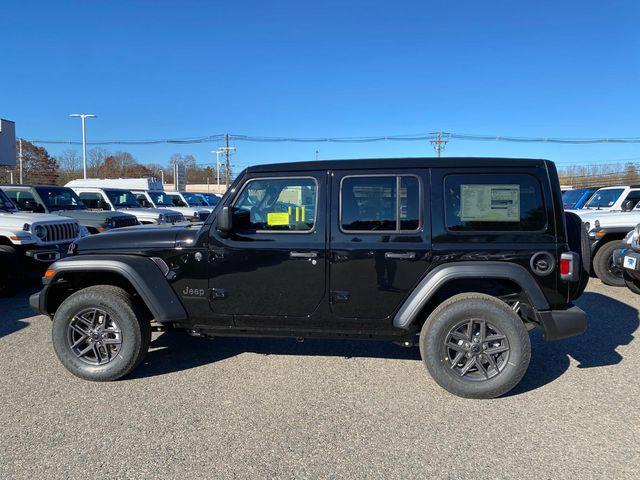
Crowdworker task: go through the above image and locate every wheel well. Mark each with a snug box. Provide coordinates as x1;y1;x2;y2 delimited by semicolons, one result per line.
410;278;530;330
46;271;153;320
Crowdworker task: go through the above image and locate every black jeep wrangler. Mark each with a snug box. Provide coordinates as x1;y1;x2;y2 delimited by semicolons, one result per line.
30;157;589;398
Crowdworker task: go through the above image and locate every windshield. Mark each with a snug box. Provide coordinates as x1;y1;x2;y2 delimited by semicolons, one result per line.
562;189;586;207
105;189;140;208
202;193;219;206
0;189;17;212
36;186;86;211
181;192;207;206
584;188;624;208
148;191;175;207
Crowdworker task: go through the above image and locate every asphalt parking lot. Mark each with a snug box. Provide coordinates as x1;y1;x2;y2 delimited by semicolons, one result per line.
0;281;639;479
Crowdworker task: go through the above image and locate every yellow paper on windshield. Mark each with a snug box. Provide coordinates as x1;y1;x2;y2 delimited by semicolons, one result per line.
267;212;291;226
460;184;520;222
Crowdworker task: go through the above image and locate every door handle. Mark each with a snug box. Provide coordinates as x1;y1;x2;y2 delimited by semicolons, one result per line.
385;252;416;260
290;251;318;259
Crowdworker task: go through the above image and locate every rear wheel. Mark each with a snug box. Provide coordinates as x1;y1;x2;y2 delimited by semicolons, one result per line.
419;293;531;399
593;240;626;287
52;285;151;381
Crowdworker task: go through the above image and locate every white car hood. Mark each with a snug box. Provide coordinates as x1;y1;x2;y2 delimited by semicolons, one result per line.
0;211;77;228
117;207;178;219
154;206;204;217
586;210;640;228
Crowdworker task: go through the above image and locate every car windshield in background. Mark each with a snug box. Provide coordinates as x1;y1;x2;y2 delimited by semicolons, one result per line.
148;191;175;207
584;188;624;208
562;189;586;207
182;192;207;206
202;194;219;206
35;187;86;211
0;190;17;212
105;190;140;208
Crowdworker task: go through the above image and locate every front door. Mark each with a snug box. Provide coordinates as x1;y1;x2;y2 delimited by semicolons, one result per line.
207;172;327;324
329;169;432;320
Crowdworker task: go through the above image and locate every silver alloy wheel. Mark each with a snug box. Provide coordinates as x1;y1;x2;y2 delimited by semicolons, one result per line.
67;308;123;365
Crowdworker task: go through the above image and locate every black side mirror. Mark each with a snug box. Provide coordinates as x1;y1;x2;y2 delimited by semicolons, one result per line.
622;200;636;212
217;206;232;233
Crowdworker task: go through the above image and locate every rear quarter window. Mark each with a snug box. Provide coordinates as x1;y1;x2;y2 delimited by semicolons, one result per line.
444;174;546;232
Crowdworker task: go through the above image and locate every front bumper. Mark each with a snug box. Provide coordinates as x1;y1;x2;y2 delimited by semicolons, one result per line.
537;305;588;341
29;289;45;315
24;244;70;264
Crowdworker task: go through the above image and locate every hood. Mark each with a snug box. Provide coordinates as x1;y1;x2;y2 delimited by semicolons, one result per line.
73;223;200;253
117;207;181;219
154;206;204;217
0;211;78;228
53;209;136;222
587;210;640;228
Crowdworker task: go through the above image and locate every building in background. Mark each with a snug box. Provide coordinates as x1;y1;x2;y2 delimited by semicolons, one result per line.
0;119;16;167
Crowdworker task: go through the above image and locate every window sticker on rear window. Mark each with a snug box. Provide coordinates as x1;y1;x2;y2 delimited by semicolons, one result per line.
460;184;520;222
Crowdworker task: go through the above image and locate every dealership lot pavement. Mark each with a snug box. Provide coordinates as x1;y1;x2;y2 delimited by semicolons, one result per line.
1;281;639;479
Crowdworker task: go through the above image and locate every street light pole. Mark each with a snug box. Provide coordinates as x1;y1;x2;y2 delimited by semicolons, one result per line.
211;149;223;187
69;113;96;179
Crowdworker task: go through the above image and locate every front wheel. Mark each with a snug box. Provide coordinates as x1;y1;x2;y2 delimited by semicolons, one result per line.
593;240;626;287
419;293;531;399
52;285;151;381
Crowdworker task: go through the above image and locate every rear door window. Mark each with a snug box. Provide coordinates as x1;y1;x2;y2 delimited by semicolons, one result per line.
340;175;421;232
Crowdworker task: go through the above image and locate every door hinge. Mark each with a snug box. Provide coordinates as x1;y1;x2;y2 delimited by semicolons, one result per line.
209;288;228;300
330;291;350;303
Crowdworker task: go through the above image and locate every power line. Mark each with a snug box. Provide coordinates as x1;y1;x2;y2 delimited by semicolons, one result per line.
28;131;640;146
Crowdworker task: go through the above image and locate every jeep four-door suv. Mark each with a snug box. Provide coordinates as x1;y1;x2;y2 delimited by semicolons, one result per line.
0;187;85;295
1;184;139;234
31;158;588;399
64;184;185;225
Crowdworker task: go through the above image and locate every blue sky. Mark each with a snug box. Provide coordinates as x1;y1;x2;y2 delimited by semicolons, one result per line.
1;0;639;175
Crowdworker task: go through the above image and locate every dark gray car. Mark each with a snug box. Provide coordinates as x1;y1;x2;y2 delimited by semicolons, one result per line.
1;185;139;233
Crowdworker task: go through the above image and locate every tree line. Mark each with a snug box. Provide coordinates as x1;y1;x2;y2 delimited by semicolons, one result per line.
0;140;228;186
558;162;640;188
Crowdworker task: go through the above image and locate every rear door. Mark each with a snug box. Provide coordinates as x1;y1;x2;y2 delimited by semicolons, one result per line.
329;169;432;320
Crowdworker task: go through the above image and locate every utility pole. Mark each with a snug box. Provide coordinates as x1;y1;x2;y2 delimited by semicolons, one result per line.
18;138;23;184
69;113;97;179
430;131;449;158
218;134;236;188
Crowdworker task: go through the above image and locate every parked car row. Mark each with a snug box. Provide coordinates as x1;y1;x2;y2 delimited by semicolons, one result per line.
562;184;640;286
0;178;222;296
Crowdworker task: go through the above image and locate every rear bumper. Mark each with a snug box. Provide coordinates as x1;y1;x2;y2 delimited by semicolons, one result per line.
537;305;587;341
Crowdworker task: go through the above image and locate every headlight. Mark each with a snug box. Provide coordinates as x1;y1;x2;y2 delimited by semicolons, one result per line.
33;225;47;240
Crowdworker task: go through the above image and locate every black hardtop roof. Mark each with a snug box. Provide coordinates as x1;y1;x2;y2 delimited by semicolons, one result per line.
246;157;552;173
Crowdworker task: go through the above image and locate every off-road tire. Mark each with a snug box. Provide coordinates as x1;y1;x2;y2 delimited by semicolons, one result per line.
52;285;151;381
0;245;23;297
623;271;640;295
419;293;531;399
593;240;626;287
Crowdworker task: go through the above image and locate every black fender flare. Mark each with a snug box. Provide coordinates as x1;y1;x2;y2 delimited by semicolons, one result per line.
40;254;187;323
393;261;549;329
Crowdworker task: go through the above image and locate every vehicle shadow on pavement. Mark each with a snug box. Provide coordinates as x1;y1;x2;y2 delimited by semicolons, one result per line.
130;333;422;380
0;290;39;339
508;291;639;396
